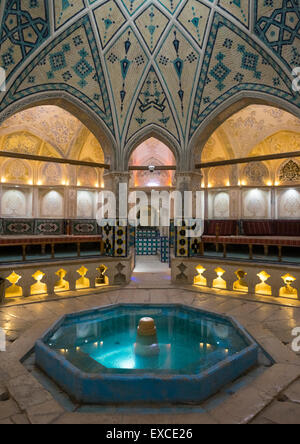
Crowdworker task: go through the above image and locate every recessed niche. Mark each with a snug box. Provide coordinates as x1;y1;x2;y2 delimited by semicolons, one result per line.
40;189;64;218
54;269;70;293
95;265;109;287
213;192;230;219
280;273;298;299
76;266;90;290
213;268;227;290
277;189;300;219
233;270;248;293
1;188;32;217
194;265;207;287
5;271;23;298
243;189;270;219
77;190;95;218
256;271;272;296
31;270;47;296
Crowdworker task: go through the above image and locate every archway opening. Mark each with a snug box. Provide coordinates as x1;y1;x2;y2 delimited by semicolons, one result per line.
129;137;176;189
0;105;108;222
194;105;300;221
128;138;175;270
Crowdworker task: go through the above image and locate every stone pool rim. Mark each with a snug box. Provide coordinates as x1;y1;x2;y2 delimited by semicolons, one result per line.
35;303;259;405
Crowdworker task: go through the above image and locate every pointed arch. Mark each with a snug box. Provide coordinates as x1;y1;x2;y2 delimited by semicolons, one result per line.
123;125;181;170
0;92;118;169
188;93;300;170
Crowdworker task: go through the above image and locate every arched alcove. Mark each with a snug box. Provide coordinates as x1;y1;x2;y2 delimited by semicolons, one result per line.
128;137;176;189
189;96;300;169
0;95;117;169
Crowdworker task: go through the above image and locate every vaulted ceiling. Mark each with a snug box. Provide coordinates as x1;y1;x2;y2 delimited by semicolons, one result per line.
0;1;299;169
0;105;105;161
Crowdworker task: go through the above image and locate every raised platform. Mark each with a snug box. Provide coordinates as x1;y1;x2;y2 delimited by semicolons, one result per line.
0;252;134;302
0;235;104;262
172;255;300;301
200;235;300;262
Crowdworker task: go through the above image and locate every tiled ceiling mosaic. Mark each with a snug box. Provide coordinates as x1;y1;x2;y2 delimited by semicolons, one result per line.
0;0;299;165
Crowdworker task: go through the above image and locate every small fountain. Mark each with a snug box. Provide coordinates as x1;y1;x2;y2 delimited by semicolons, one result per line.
135;317;160;357
37;304;259;404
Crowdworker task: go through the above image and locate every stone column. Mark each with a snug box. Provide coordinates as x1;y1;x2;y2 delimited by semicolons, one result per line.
66;187;77;219
103;171;130;220
174;171;203;218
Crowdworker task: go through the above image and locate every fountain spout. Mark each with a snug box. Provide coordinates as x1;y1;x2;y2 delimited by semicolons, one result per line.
135;317;160;357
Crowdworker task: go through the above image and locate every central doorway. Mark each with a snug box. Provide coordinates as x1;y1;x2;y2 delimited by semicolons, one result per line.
128;137;176;266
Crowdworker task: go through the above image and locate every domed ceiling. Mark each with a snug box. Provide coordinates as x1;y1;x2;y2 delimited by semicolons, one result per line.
0;1;299;169
0;105;105;161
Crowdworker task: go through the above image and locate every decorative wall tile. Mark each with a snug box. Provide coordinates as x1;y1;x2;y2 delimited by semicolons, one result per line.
2;16;114;136
35;219;64;235
93;0;126;49
53;0;85;30
158;0;182;15
126;66;180;143
218;0;249;27
135;4;169;53
114;225;128;257
0;0;49;81
121;0;147;16
71;219;98;235
105;26;149;137
156;25;200;136
3;219;34;235
190;13;298;139
0;1;299;161
177;0;211;48
254;0;300;70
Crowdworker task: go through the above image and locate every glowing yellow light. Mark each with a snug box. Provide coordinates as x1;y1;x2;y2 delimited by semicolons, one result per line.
241;180;247;186
76;265;90;290
27;179;33;185
1;177;6;183
95;183;99;188
77;181;81;187
275;181;280;186
194;265;207;287
37;180;42;186
226;181;230;187
31;270;47;295
54;269;69;293
213;267;227;289
5;271;23;298
256;271;272;296
208;183;212;188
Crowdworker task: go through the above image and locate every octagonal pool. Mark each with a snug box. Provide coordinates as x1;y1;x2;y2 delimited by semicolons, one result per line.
35;304;259;404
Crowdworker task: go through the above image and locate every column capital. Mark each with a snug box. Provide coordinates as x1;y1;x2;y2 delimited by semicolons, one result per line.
103;171;131;191
175;171;203;192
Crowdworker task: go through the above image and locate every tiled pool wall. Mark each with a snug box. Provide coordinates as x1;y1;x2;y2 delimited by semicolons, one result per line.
35;304;259;405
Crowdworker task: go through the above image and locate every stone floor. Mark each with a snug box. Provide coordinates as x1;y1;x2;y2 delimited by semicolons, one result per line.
0;256;300;424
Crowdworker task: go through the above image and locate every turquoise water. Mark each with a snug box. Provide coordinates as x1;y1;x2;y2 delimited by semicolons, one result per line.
46;306;249;374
